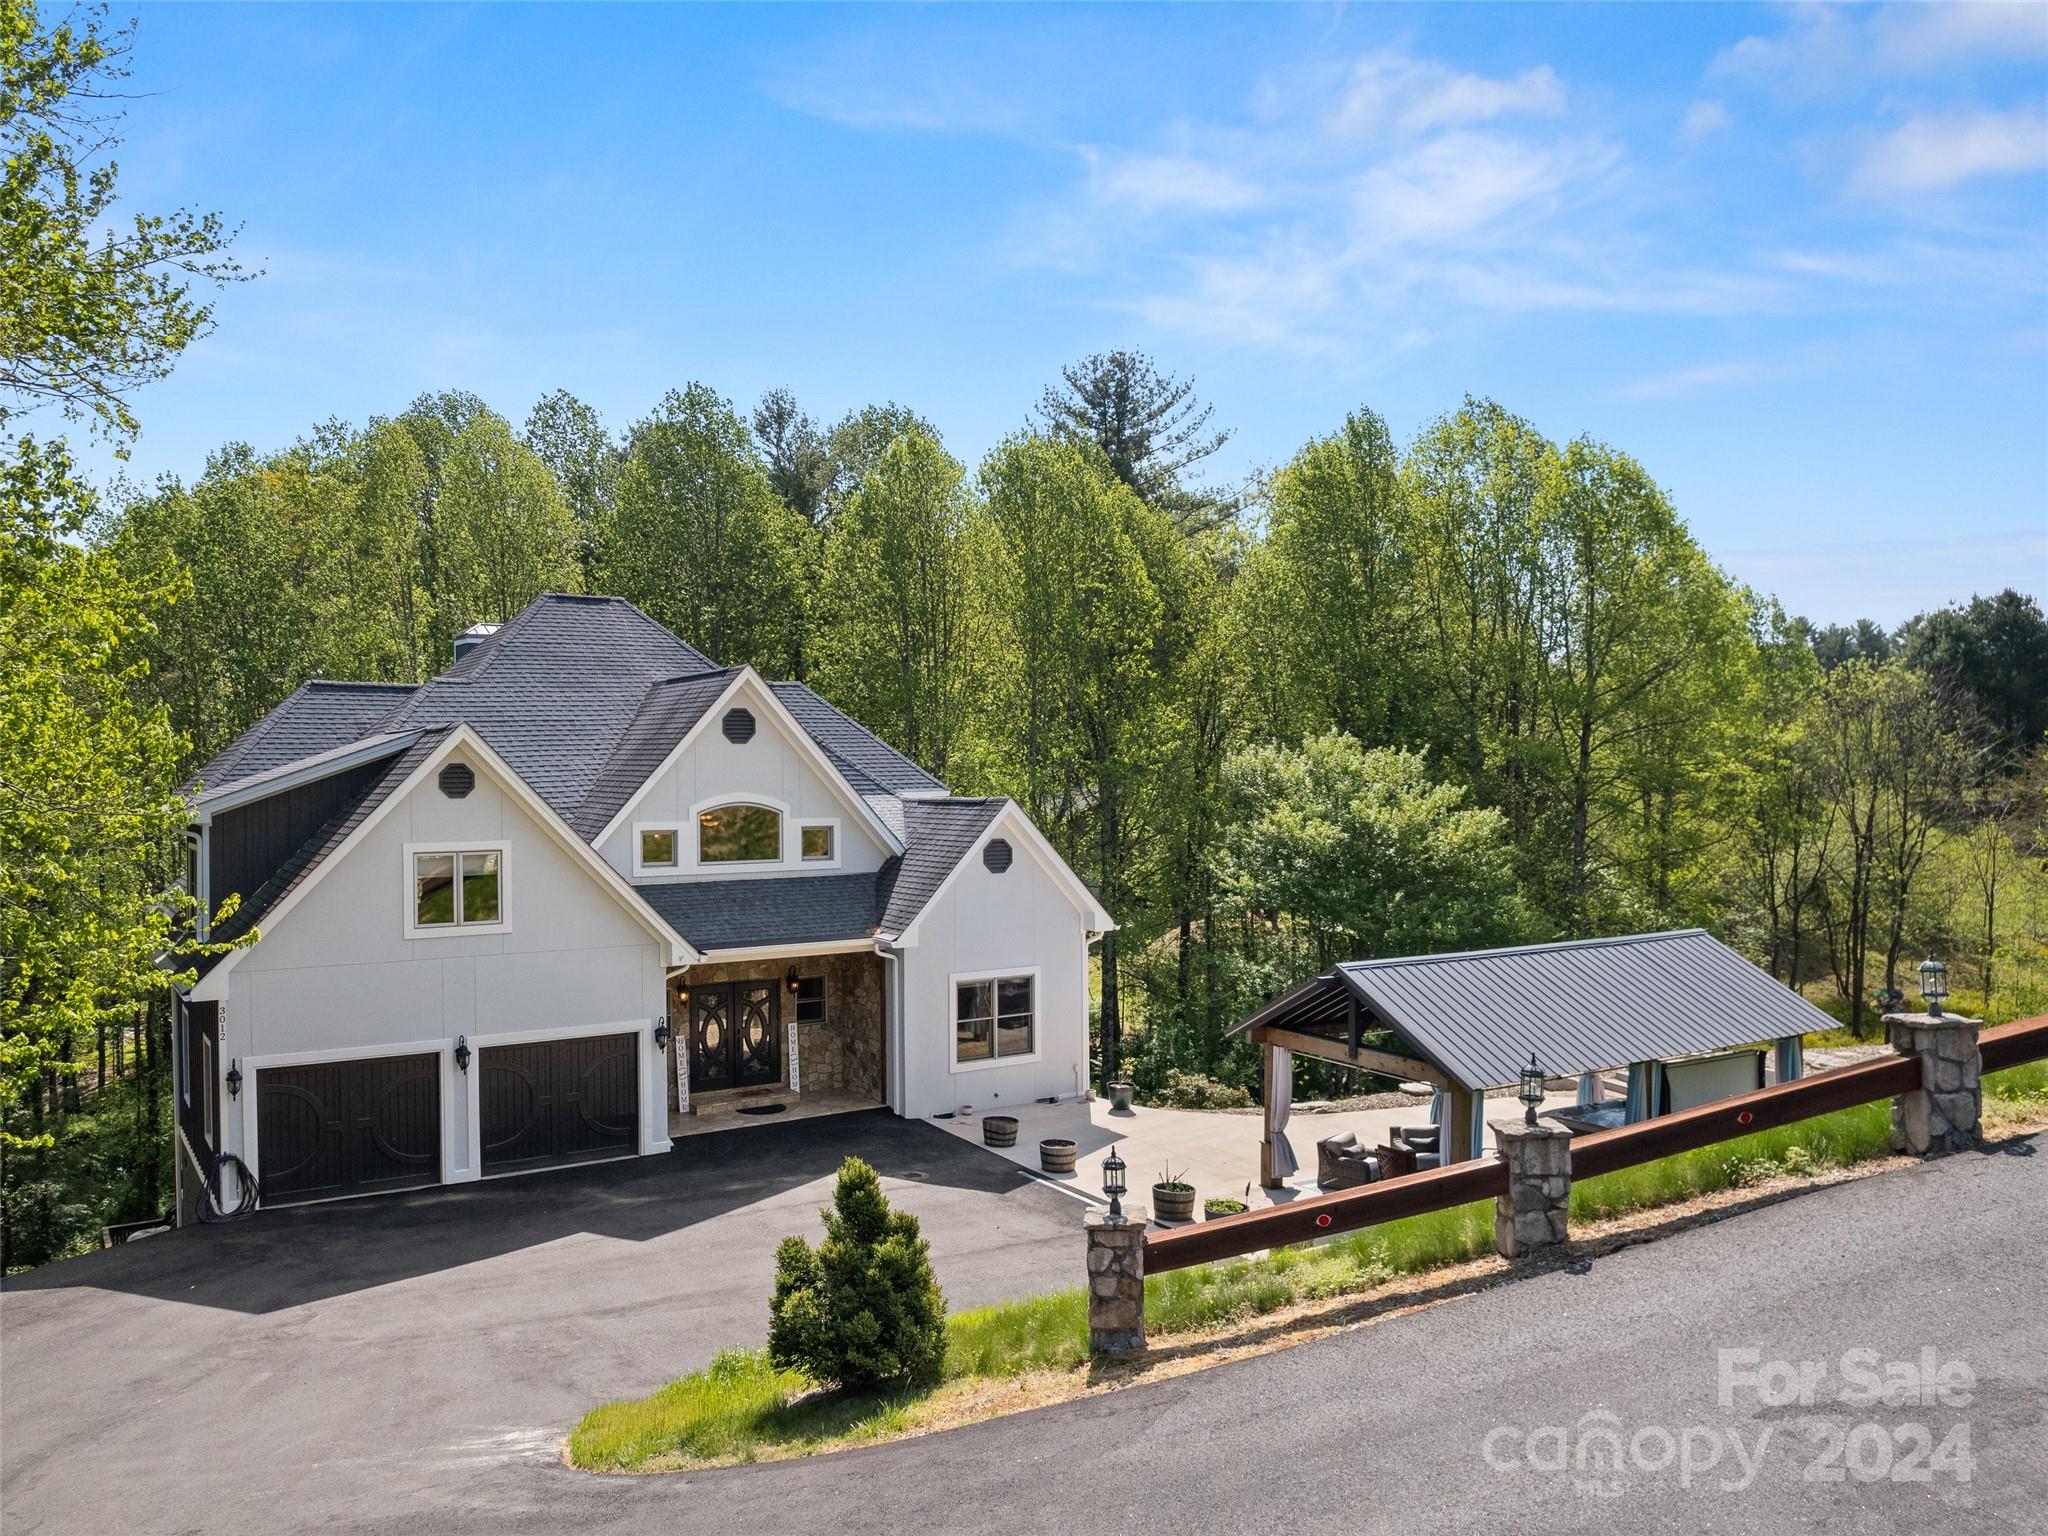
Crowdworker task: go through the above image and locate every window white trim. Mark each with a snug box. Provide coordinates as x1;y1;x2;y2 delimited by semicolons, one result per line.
798;818;841;868
634;822;684;876
403;840;511;940
691;792;789;868
950;965;1041;1073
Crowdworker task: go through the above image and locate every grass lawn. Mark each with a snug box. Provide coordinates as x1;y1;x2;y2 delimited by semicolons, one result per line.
569;1060;2048;1474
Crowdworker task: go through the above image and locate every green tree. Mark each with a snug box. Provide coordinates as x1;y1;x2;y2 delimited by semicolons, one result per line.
1900;588;2048;757
768;1157;947;1389
1037;350;1238;535
1213;733;1525;975
810;428;996;781
1;1;245;445
523;390;619;588
753;388;831;528
432;410;582;639
603;384;808;673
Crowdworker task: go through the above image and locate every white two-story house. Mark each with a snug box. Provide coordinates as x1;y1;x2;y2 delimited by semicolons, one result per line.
172;594;1110;1213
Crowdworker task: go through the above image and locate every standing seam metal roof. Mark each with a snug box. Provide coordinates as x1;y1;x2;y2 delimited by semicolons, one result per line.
1232;930;1838;1091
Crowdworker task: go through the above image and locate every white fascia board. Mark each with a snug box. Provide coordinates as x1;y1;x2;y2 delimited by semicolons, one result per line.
681;937;880;967
190;732;422;822
593;669;906;857
188;725;699;1002
891;802;1115;948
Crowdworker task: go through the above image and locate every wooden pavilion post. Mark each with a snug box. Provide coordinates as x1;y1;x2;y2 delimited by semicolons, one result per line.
1443;1086;1479;1164
1259;1045;1282;1189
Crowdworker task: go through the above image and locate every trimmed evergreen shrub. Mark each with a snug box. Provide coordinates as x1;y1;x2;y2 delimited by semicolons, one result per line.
768;1157;947;1389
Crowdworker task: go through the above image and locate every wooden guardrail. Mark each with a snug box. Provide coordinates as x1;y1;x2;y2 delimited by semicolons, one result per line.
1144;1013;2048;1277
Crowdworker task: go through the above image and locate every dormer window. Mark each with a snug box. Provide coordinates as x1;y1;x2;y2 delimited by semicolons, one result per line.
698;803;781;863
639;828;677;868
801;824;835;862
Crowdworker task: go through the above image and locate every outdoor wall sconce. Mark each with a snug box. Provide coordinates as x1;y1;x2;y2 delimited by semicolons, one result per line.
1102;1149;1128;1221
225;1060;242;1099
1519;1053;1545;1128
653;1020;670;1050
454;1035;471;1073
786;965;801;995
1918;954;1949;1018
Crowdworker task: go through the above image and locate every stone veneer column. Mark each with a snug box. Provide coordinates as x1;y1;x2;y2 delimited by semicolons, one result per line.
1884;1010;1983;1156
1492;1120;1572;1260
1085;1209;1147;1357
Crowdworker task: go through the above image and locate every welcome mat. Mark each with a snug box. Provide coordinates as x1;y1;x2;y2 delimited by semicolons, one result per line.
736;1103;789;1117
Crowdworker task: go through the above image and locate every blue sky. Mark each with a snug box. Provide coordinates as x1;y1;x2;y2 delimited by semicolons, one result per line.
96;2;2048;626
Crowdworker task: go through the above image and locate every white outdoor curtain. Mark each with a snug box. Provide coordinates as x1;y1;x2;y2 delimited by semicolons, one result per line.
1266;1045;1299;1179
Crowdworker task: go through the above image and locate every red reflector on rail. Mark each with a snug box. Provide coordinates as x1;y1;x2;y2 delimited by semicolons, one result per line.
1737;1111;1754;1125
1315;1213;1332;1229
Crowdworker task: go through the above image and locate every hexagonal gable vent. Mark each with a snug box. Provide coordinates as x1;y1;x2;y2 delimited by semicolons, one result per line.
438;762;475;799
722;708;756;744
982;837;1013;873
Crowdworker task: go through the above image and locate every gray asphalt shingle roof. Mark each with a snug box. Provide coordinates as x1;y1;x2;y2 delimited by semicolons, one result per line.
639;872;885;951
1232;929;1837;1090
190;681;417;794
190;594;1008;959
876;799;1007;936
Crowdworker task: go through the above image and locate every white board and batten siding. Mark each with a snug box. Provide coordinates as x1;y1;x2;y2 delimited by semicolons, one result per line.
594;684;894;883
894;812;1094;1120
218;750;670;1188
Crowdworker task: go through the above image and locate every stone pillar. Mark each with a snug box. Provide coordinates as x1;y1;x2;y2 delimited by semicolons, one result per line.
1492;1120;1572;1260
1086;1209;1147;1357
1885;1011;1983;1156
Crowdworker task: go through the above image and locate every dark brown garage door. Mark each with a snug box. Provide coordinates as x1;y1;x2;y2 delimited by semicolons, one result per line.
479;1033;639;1175
257;1053;442;1205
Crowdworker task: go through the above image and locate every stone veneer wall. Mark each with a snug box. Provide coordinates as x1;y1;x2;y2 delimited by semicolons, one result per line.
669;951;884;1106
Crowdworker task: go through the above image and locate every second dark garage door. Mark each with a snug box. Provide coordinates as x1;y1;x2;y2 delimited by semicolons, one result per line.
479;1033;639;1175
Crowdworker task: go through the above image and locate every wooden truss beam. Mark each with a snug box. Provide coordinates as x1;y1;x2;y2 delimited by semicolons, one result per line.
1247;1023;1452;1090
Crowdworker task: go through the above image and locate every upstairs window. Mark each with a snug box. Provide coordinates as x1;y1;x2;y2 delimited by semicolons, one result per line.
412;847;504;930
801;824;835;862
698;803;781;863
640;828;677;868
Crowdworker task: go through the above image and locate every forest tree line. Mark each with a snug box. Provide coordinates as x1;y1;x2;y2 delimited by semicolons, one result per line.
96;365;2048;1096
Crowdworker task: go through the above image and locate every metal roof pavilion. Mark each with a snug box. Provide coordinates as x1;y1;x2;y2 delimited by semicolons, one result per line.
1230;929;1837;1092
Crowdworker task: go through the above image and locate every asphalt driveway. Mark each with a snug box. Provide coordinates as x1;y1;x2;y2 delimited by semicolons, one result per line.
0;1110;1084;1536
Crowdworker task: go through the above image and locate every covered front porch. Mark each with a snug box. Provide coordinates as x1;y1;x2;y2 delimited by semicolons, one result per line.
663;946;888;1137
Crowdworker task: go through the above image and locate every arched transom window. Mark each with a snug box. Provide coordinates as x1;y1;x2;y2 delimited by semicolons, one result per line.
698;802;782;863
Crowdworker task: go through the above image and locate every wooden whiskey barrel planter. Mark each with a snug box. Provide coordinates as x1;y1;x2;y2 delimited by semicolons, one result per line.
1039;1137;1077;1174
982;1115;1019;1149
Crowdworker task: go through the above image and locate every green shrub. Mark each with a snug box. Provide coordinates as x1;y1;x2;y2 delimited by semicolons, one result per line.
768;1157;947;1389
1156;1070;1254;1110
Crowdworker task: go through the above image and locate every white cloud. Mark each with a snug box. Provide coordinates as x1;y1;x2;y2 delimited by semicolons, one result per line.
1679;100;1731;143
1085;150;1268;215
1328;51;1565;138
1852;103;2048;193
1871;3;2048;72
1618;360;1762;400
1711;3;2047;93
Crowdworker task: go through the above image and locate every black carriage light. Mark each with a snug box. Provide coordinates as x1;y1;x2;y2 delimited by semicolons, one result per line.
226;1060;242;1099
653;1020;671;1050
786;964;801;995
455;1035;471;1072
1519;1053;1545;1128
1918;954;1949;1018
1102;1149;1128;1221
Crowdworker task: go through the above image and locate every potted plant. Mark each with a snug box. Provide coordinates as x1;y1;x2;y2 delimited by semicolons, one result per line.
1203;1197;1248;1220
1039;1137;1077;1174
982;1114;1019;1149
1151;1165;1197;1223
1107;1081;1136;1113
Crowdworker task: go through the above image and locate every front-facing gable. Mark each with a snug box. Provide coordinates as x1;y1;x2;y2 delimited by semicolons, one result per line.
189;726;695;1001
590;670;902;882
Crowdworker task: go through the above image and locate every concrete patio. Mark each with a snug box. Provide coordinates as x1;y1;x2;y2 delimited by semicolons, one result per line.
931;1087;1592;1218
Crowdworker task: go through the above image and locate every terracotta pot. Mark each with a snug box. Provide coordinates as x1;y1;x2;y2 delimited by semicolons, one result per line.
982;1115;1019;1148
1039;1137;1077;1174
1152;1182;1197;1222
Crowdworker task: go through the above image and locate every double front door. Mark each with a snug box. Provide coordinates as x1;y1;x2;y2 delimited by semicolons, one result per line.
688;980;782;1093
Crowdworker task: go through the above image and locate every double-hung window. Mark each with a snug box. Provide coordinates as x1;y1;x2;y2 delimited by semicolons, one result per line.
954;972;1035;1066
409;845;506;934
